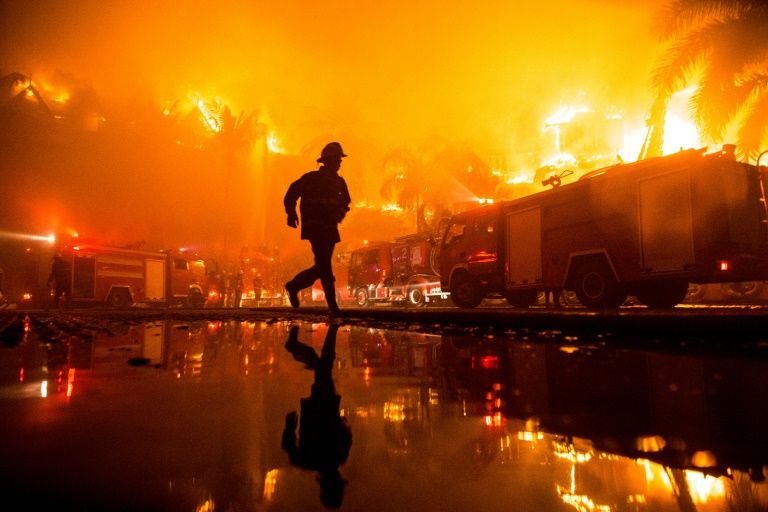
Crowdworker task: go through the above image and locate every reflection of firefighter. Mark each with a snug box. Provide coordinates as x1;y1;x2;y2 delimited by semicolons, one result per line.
282;324;351;508
46;253;71;307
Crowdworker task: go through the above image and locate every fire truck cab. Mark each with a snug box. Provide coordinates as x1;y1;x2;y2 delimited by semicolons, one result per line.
440;147;768;309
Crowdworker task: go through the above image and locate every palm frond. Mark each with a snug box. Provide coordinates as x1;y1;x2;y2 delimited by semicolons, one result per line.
651;20;725;95
736;84;768;159
652;13;768;104
694;64;768;138
654;0;765;40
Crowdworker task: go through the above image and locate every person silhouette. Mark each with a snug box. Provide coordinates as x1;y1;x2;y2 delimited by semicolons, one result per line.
281;324;351;509
283;142;351;316
47;253;71;307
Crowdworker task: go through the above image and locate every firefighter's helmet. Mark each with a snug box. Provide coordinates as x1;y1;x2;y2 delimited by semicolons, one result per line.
317;142;347;162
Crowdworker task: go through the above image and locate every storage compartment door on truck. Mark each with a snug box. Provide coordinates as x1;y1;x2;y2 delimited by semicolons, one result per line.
144;258;166;300
638;169;694;272
505;207;542;286
72;253;96;299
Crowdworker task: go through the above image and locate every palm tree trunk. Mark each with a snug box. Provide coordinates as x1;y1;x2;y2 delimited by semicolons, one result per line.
639;95;669;160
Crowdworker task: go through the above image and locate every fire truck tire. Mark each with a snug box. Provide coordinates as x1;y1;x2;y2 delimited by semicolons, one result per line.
504;289;538;308
571;261;626;309
354;288;370;308
685;283;707;303
407;286;426;307
106;288;131;308
635;280;689;308
720;281;763;299
450;272;483;309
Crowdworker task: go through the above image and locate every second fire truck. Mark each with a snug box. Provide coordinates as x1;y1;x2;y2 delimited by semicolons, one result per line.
348;232;450;307
439;146;768;309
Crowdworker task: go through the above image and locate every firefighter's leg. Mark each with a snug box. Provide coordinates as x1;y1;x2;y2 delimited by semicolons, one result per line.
313;240;339;313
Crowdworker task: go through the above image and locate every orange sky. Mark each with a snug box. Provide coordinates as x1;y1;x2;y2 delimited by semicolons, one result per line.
1;0;666;152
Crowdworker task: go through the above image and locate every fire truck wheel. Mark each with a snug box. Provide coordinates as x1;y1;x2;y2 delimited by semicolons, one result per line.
720;281;763;299
504;289;538;308
572;261;626;309
407;286;426;307
685;283;706;303
450;272;483;309
354;288;370;308
635;280;689;308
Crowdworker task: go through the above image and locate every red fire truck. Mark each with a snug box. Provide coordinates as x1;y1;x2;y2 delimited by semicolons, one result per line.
19;241;209;308
439;146;768;309
348;232;449;307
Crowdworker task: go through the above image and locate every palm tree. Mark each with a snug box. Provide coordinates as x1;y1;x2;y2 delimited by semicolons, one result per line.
380;147;431;232
380;140;499;233
645;0;768;160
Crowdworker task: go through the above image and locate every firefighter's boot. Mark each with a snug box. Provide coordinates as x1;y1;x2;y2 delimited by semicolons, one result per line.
321;278;340;316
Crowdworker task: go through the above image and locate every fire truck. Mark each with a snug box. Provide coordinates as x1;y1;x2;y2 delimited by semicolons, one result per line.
439;146;768;309
348;232;450;307
19;241;209;308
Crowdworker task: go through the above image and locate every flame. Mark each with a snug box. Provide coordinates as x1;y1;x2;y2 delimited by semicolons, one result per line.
541;152;577;169
196;96;223;134
544;106;591;127
685;471;725;503
540;94;704;174
662;87;703;155
383;401;405;422
266;132;283;153
506;171;534;184
263;469;279;501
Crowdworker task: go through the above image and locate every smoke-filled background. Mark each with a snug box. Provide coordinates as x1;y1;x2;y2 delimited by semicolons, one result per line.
0;0;667;265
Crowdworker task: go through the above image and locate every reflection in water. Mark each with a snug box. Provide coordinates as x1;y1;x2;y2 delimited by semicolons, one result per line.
282;323;352;509
2;317;768;510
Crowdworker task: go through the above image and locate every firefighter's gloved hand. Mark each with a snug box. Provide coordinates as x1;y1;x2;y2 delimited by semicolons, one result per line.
287;213;299;228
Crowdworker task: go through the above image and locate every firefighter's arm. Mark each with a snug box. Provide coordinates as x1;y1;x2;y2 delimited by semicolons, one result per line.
284;181;301;228
337;180;352;223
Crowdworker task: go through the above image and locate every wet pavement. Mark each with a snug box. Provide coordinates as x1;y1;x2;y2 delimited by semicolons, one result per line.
2;310;768;511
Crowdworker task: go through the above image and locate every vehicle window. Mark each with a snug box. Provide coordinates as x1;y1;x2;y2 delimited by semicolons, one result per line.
174;259;188;270
478;215;495;234
364;250;379;265
445;221;467;245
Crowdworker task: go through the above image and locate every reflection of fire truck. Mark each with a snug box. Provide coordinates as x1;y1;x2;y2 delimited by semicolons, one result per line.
440;147;768;308
348;233;449;307
20;241;208;308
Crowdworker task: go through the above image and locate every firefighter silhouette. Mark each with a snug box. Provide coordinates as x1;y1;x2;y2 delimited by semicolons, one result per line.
281;324;351;509
283;142;351;316
47;253;71;307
